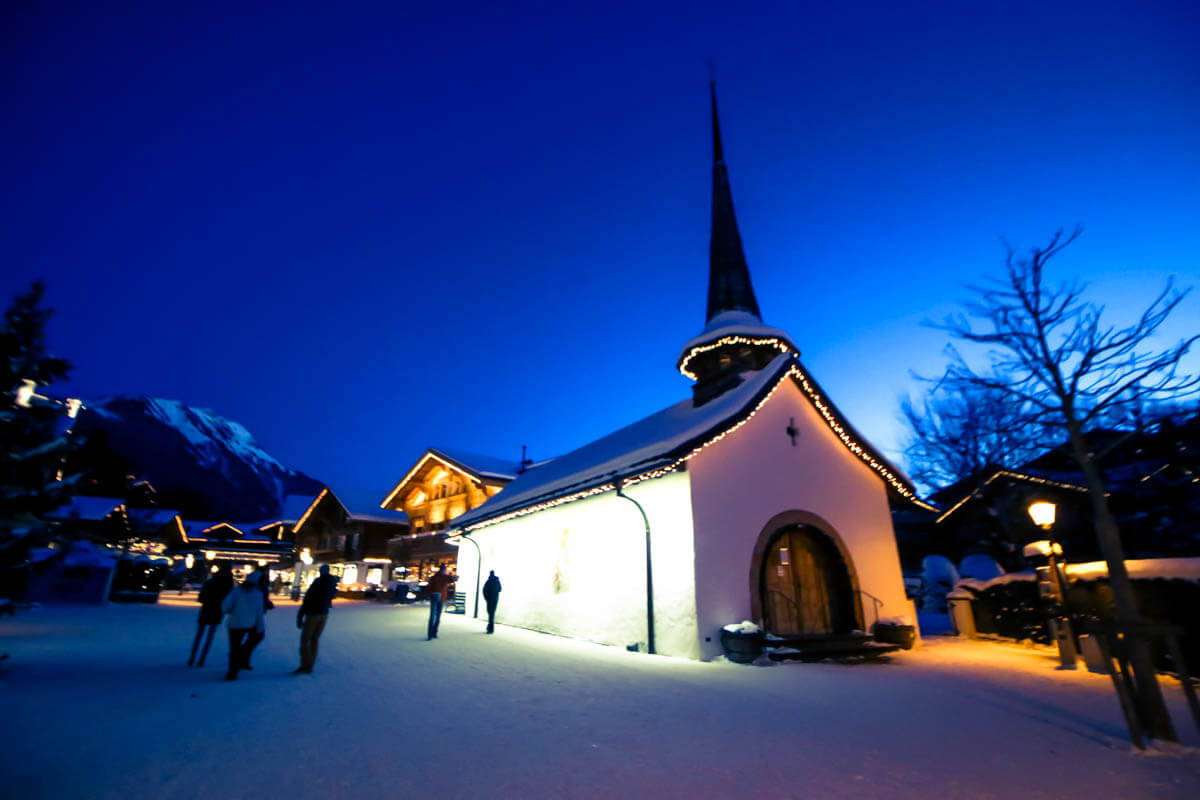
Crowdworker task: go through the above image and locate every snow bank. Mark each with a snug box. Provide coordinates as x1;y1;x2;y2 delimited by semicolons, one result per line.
1067;558;1200;582
953;558;1200;596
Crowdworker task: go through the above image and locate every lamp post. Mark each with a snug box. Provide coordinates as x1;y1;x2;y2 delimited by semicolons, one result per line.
1024;500;1077;669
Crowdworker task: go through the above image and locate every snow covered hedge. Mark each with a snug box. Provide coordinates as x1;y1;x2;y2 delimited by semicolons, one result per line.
953;558;1200;673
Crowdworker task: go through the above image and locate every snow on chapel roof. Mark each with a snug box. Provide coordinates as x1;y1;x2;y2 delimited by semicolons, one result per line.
451;354;930;533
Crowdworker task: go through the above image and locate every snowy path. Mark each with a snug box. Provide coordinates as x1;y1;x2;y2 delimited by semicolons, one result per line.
2;601;1198;799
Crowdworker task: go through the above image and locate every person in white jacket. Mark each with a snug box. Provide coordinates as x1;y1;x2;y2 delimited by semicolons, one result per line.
221;572;266;681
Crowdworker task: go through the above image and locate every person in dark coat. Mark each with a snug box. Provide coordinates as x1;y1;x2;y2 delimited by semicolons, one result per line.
425;565;455;640
482;570;502;634
241;565;275;670
294;565;338;674
188;563;233;667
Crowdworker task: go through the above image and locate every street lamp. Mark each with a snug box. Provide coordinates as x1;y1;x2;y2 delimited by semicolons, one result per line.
1028;501;1056;530
1022;500;1076;669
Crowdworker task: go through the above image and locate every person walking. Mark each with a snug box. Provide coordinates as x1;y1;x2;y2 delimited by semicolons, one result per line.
188;563;233;667
294;565;338;674
426;565;455;640
221;571;266;681
482;570;502;634
241;565;275;670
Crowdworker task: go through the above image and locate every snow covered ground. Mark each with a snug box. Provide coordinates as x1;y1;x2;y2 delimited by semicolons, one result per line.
2;600;1198;799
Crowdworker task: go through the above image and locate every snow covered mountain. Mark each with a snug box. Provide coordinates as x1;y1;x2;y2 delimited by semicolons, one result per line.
71;396;323;521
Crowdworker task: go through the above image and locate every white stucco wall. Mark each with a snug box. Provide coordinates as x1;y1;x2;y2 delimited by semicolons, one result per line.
688;378;909;660
456;470;700;659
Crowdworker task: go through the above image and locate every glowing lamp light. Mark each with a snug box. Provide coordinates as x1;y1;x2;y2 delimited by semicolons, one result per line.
65;398;82;418
185;553;195;569
257;559;267;566
205;550;216;561
299;548;313;565
1028;501;1056;530
15;379;37;407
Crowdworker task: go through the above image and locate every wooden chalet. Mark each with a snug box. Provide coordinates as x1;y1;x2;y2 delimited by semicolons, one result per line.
291;486;409;590
380;448;523;581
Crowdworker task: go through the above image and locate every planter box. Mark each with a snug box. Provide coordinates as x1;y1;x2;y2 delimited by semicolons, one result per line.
720;628;764;664
873;622;916;650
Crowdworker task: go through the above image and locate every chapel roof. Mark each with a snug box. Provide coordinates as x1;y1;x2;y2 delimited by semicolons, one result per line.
451;354;929;532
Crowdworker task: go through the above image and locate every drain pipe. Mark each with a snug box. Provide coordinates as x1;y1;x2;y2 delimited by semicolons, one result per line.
615;477;655;655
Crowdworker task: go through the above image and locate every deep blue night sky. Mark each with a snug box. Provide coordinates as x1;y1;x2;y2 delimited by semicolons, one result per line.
3;1;1198;494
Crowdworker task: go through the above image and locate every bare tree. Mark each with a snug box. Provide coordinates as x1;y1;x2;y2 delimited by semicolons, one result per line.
936;227;1199;743
901;378;1043;493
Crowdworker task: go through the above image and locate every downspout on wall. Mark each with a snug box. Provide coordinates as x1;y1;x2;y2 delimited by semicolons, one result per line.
615;477;655;655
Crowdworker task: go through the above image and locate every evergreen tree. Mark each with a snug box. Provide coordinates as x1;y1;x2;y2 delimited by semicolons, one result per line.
1;280;80;540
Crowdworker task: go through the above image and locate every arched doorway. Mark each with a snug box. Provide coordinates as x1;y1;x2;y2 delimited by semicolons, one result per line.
760;525;856;636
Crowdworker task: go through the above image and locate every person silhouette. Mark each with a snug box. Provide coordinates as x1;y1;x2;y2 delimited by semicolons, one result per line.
425;565;455;640
221;572;266;681
188;563;233;667
482;570;502;634
294;565;338;674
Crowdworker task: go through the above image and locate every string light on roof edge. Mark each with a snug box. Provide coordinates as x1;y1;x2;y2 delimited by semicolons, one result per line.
678;335;794;380
935;469;1089;524
460;361;939;533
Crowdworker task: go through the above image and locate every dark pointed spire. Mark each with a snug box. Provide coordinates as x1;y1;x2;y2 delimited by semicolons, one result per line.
707;81;762;322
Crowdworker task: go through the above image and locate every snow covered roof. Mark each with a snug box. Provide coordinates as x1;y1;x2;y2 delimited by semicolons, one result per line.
428;447;524;481
380;448;525;510
45;496;123;521
675;310;800;379
180;521;273;543
326;486;409;525
452;354;927;533
126;508;180;529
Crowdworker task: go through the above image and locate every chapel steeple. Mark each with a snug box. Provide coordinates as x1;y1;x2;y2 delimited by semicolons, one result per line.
707;81;762;322
677;83;798;406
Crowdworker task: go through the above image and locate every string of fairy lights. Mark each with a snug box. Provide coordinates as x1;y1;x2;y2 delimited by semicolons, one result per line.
677;334;795;380
934;470;1089;524
456;355;938;534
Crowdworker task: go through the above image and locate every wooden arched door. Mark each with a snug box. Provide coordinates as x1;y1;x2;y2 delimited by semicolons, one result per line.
761;525;856;636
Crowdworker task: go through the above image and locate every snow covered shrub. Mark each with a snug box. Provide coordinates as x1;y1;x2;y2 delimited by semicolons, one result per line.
959;554;1004;582
919;555;960;612
955;575;1049;644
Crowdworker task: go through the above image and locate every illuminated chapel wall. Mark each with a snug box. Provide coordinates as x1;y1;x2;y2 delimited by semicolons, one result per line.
457;470;699;659
688;378;909;661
